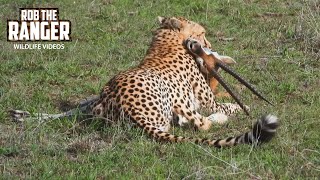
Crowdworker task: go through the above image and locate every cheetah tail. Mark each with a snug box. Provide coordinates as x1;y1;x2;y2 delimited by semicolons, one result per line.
137;114;279;147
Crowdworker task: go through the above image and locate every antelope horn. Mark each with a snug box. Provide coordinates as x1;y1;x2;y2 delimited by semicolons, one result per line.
209;68;250;116
215;61;273;105
202;46;272;105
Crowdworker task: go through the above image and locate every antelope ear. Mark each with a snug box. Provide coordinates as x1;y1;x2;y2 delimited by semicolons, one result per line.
220;56;236;64
157;16;165;24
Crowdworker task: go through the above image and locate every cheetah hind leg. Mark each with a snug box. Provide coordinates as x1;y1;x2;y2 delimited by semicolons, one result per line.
8;95;99;122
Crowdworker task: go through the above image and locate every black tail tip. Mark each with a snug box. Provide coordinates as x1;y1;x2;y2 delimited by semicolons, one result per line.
253;114;279;144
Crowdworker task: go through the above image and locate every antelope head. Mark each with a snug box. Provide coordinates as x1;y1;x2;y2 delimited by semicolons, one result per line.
185;38;272;115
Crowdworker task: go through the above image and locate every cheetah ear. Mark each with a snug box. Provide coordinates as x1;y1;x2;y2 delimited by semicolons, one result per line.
220;56;236;64
169;18;183;29
157;16;166;24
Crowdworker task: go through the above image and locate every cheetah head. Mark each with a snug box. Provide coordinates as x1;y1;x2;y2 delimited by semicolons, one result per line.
157;16;211;49
157;16;236;76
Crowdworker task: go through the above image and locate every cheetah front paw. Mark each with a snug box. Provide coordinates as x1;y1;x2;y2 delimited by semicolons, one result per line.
207;113;228;124
8;109;31;122
8;109;55;122
234;104;250;114
244;105;250;112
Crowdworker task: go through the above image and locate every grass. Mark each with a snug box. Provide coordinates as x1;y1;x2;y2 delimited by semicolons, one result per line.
0;0;320;179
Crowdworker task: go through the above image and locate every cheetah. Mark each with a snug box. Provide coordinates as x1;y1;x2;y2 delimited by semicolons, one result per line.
10;16;278;147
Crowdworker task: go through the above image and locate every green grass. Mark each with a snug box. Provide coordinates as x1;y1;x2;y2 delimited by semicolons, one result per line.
1;0;320;179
